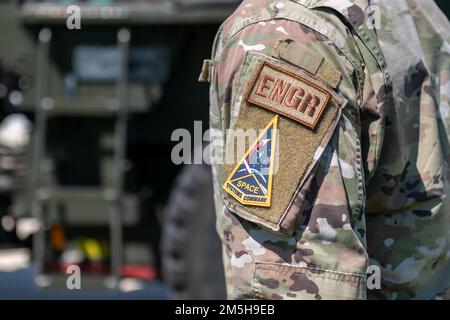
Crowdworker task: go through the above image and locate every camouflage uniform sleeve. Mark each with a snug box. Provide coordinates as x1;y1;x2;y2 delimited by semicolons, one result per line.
209;3;369;300
361;0;450;299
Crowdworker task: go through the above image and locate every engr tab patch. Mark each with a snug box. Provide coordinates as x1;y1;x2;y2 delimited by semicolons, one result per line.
246;62;332;130
223;115;278;207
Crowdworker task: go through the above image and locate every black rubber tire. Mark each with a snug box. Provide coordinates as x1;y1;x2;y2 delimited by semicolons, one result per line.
161;163;226;300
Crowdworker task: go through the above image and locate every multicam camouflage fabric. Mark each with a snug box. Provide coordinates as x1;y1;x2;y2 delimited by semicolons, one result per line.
208;0;450;299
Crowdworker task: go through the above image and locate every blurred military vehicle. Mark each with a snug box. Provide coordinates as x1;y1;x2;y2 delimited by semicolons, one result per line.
0;0;240;299
1;0;448;300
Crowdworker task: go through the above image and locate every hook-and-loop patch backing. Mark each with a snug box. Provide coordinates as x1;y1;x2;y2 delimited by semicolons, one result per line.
222;52;346;235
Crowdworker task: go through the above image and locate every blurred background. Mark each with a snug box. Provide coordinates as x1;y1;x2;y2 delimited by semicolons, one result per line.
0;0;448;300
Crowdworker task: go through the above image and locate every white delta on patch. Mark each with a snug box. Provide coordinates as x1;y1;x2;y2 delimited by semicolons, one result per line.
316;218;337;245
238;40;266;52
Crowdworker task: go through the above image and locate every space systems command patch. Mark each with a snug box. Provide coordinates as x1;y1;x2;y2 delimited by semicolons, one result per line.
223;115;278;207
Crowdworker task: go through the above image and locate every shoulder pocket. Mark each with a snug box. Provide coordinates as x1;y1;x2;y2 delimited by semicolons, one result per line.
221;51;347;236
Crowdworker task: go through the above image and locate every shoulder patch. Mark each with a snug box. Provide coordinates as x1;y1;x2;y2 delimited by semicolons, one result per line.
246;62;332;130
223;115;278;207
221;52;347;234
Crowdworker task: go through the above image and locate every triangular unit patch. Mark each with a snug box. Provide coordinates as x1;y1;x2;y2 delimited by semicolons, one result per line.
223;115;278;207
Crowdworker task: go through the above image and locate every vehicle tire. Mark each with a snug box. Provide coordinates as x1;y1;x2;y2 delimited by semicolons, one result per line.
161;163;226;300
